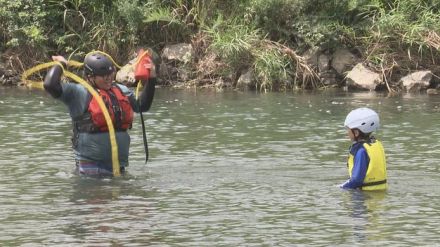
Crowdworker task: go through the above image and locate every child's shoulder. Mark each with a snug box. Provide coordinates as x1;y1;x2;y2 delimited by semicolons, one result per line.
350;142;365;154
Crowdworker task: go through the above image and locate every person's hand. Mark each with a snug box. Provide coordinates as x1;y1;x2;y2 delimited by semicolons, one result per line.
339;180;349;189
134;51;156;80
52;55;68;67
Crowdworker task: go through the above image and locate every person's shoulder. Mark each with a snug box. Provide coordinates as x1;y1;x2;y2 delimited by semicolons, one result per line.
58;82;89;106
353;145;368;161
62;82;87;91
350;142;364;154
115;83;129;90
114;83;132;95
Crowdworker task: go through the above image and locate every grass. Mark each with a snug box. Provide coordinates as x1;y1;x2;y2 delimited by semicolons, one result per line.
3;0;440;91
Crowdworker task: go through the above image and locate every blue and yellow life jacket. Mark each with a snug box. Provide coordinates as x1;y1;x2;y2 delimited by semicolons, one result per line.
347;139;388;191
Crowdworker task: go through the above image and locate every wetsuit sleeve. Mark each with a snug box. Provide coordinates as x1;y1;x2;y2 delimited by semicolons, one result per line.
137;78;156;112
43;64;64;98
126;78;156;113
341;147;369;189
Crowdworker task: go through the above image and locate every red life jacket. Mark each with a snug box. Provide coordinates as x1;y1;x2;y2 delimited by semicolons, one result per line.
74;85;134;132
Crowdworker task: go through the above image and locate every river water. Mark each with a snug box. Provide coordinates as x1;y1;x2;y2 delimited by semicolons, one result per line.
0;87;439;246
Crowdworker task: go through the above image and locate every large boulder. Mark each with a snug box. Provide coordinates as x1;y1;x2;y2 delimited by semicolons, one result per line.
400;71;432;92
331;48;360;75
160;43;194;84
345;63;382;90
161;43;193;63
115;57;137;87
303;47;332;72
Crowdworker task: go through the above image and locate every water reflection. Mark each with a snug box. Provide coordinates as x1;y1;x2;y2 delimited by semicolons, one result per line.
62;176;158;245
342;190;388;243
70;178;122;204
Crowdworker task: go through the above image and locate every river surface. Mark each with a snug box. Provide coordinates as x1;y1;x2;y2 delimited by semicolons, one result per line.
0;87;439;246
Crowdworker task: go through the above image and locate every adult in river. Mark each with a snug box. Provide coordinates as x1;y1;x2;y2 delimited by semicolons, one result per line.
340;107;388;190
43;51;157;176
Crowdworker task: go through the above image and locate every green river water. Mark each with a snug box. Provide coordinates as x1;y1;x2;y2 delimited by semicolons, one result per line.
0;87;439;246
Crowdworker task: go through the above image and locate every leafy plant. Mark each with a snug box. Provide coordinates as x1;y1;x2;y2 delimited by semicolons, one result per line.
205;16;260;66
0;0;48;49
253;46;290;91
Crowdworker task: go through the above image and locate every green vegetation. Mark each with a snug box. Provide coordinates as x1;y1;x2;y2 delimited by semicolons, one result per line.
1;0;440;90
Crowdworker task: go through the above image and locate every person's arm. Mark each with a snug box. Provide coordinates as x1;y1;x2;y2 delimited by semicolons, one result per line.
137;77;156;112
341;148;369;189
43;56;67;98
135;56;157;112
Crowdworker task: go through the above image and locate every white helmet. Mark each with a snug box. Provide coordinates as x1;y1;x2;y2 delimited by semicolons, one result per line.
344;107;380;133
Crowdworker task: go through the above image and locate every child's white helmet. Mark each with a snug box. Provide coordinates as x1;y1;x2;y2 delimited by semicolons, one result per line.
344;107;380;134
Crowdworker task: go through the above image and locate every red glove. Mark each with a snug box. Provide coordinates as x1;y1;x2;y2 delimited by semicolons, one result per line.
134;49;152;81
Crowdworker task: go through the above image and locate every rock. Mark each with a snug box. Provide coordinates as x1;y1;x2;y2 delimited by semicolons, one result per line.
161;43;193;63
215;78;225;89
400;71;432;92
115;57;137;86
331;48;360;75
318;54;331;72
427;88;438;95
158;61;171;80
0;63;5;76
177;67;191;81
115;48;161;86
319;70;338;86
236;70;255;89
345;63;382;90
0;62;19;86
159;43;194;84
302;47;320;68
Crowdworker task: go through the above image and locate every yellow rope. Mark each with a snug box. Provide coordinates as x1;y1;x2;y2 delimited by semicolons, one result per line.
21;52;122;177
64;70;121;177
85;50;123;69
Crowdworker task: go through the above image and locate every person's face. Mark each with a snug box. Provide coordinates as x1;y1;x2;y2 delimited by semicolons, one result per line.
90;72;114;90
347;128;358;142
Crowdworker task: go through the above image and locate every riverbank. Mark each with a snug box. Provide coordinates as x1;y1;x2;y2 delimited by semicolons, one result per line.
2;1;440;93
2;42;440;95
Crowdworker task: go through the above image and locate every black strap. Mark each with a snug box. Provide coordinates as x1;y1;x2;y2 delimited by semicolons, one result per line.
73;112;100;132
362;179;387;187
107;89;122;129
137;98;149;164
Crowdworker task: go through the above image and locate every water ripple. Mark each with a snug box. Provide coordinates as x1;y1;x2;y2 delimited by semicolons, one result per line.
0;88;439;246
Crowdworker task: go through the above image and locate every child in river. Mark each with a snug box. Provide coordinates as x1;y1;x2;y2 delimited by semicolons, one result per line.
340;107;388;190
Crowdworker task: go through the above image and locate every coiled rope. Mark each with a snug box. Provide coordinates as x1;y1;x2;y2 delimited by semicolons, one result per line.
21;51;146;177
